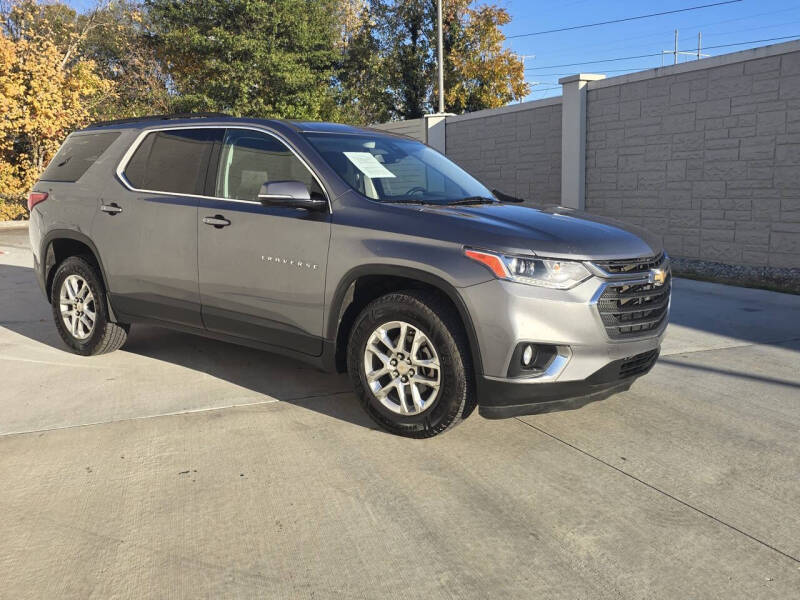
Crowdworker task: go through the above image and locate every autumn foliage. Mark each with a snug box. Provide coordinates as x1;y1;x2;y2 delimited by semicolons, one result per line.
1;0;114;219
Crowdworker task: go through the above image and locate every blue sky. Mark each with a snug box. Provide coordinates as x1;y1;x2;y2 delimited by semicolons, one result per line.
500;0;800;100
65;0;800;101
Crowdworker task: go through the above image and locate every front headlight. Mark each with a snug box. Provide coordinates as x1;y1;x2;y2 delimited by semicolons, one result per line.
464;248;592;290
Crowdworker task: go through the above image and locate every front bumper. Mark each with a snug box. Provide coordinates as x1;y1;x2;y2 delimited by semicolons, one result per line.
459;275;668;418
477;349;659;418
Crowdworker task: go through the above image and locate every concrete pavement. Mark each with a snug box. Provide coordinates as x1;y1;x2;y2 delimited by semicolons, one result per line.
1;227;799;599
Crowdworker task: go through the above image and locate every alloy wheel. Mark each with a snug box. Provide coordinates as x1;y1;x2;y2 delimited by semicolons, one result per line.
363;320;441;415
59;274;96;340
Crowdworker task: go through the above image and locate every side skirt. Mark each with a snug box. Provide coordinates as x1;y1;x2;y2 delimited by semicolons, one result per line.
116;313;339;373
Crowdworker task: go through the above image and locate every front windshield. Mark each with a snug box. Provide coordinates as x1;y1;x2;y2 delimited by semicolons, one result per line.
303;132;495;204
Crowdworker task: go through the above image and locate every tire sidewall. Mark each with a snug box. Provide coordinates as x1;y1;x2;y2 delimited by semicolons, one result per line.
349;294;468;436
51;257;110;356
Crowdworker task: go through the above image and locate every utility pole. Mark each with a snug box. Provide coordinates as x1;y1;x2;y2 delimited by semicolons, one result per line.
697;32;702;59
519;55;536;103
673;29;679;65
437;0;444;113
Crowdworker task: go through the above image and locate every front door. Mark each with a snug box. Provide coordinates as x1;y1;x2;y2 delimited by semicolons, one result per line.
197;128;331;355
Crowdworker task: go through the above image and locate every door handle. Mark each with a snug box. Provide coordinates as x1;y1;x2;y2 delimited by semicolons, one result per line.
203;215;231;228
100;203;123;215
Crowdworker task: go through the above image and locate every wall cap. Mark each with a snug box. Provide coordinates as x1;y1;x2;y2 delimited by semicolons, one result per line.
446;96;562;123
558;74;606;84
587;39;800;90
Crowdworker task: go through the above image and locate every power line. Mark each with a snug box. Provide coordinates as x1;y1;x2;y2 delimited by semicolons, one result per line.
511;6;800;60
530;69;655;77
525;52;663;70
701;35;800;51
507;0;742;39
524;34;800;70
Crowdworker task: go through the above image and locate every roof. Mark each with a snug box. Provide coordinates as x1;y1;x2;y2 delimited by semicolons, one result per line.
85;113;372;135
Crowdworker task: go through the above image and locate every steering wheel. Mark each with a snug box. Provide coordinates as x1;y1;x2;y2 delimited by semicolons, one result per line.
405;186;426;196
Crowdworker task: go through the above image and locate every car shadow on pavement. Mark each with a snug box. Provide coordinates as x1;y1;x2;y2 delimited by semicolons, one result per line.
0;262;378;432
122;325;377;429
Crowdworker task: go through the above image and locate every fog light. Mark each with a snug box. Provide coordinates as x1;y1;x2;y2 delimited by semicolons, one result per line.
508;343;560;378
522;344;535;366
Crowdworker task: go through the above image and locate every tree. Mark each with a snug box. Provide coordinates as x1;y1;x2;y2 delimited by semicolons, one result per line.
80;1;172;119
145;0;341;119
445;4;528;113
339;0;529;121
0;0;114;220
334;0;393;124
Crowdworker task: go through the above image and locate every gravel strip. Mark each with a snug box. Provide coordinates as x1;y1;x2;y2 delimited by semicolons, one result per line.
671;257;800;295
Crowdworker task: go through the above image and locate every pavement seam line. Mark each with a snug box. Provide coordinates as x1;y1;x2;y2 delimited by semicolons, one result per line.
659;336;800;358
0;390;353;439
514;417;800;566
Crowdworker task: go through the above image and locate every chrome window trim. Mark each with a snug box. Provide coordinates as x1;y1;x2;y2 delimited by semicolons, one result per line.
114;124;333;214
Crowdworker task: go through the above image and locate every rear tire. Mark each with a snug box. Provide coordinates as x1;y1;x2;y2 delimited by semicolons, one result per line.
50;256;128;356
348;290;475;438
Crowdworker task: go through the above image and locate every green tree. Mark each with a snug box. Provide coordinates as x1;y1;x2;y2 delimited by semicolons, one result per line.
339;0;529;120
334;0;392;124
145;0;340;119
80;1;172;119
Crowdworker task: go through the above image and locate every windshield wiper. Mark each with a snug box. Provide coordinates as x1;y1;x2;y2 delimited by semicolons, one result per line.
444;196;497;205
383;198;426;205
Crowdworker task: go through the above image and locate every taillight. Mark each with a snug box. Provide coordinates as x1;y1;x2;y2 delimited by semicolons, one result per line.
27;192;48;212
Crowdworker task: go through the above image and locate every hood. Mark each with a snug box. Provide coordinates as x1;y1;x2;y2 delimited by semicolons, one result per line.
419;203;663;260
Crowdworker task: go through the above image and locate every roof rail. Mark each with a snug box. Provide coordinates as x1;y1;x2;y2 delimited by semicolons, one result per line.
89;112;231;127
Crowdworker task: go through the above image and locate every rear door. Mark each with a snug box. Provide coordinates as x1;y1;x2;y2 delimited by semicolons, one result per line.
92;127;223;327
197;127;331;355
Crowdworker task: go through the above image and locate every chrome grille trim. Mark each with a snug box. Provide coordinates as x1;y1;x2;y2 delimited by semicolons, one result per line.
588;253;672;340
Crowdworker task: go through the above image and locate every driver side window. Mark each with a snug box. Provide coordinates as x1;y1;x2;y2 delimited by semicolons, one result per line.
215;129;324;201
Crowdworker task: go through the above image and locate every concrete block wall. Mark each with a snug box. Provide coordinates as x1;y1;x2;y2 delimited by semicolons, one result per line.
584;42;800;268
372;118;426;142
445;99;562;206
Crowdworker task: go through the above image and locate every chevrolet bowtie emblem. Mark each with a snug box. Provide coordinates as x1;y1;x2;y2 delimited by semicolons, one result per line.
649;268;667;286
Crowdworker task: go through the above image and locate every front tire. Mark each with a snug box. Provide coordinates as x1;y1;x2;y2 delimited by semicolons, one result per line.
50;256;128;356
348;290;475;438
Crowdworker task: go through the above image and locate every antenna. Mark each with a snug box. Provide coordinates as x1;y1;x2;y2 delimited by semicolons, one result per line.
662;30;710;65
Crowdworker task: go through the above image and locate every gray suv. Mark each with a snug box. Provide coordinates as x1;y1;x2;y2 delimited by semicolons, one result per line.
28;115;670;438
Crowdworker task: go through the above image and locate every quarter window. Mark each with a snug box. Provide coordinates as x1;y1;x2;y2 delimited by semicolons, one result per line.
123;128;223;195
41;132;120;182
215;129;324;202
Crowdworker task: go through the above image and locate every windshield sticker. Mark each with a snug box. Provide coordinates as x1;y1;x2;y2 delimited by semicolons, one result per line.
343;152;397;178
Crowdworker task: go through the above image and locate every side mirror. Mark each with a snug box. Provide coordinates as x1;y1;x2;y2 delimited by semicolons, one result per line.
258;180;327;211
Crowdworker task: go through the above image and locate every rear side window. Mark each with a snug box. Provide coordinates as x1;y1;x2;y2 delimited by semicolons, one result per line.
40;132;120;182
123;128;223;195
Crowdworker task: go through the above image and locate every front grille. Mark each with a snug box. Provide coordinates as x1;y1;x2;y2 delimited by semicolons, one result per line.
593;252;664;275
619;349;659;379
597;274;671;339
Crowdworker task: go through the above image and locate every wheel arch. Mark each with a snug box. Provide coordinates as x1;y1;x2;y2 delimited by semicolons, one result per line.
327;265;484;378
40;229;118;321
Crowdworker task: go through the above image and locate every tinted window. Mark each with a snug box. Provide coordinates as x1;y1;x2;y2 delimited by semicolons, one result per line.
40;132;120;182
215;129;324;201
124;128;223;195
303;132;490;204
